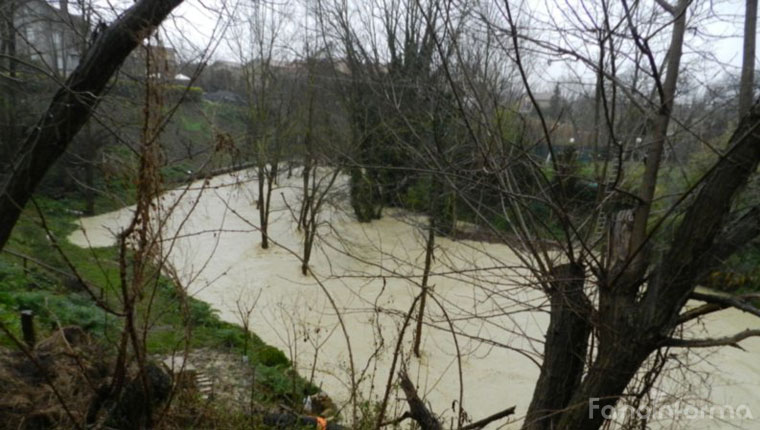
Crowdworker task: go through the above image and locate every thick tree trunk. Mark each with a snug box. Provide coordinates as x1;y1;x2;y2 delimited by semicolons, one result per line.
645;101;760;327
555;346;648;430
0;0;16;76
0;0;18;175
523;263;590;430
541;104;760;430
0;0;185;251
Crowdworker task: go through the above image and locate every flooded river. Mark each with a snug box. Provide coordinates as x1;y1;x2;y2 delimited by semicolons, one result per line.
68;170;760;428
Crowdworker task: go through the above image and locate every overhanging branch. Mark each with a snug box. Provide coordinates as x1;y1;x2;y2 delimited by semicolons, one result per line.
646;101;760;326
663;329;760;349
700;207;760;273
676;303;727;325
677;291;760;324
460;406;516;430
654;0;677;15
691;291;760;318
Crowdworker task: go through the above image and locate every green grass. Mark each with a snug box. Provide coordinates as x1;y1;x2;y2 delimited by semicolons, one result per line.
0;194;316;407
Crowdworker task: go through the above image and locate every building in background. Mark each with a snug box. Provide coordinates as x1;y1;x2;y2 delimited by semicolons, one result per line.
13;0;89;77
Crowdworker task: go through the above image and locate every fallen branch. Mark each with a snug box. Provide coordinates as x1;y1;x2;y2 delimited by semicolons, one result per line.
398;369;442;430
461;406;517;430
394;368;516;430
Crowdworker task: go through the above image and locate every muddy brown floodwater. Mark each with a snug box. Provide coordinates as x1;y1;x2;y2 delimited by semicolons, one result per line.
68;170;760;429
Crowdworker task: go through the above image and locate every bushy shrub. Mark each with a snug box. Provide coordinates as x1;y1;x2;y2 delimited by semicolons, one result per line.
254;345;290;367
403;176;431;212
189;300;221;327
350;168;383;222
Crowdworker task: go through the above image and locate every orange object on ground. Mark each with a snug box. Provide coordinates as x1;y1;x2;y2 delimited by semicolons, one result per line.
316;416;327;430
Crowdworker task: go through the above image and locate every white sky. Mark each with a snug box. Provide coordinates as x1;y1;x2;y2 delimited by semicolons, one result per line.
58;0;753;91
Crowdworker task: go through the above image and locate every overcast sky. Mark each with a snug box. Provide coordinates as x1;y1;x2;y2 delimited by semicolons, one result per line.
62;0;752;92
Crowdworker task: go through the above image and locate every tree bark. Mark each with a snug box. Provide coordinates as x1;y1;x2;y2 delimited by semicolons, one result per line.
398;369;442;430
739;0;758;118
552;100;760;430
0;0;185;251
523;263;590;430
555;347;648;430
257;164;269;249
413;217;435;357
0;0;18;171
646;100;760;327
627;0;689;267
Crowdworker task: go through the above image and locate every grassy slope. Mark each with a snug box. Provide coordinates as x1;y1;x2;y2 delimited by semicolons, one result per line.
0;96;316;422
0;194;316;407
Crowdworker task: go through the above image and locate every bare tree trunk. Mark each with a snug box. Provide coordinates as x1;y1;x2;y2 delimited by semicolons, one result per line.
739;0;758;118
83;122;97;215
301;163;316;276
301;169;318;276
523;263;590;430
413;218;435;357
84;156;95;215
545;99;760;430
627;0;688;264
301;168;341;276
555;347;649;430
298;68;316;231
299;157;312;231
302;199;315;276
0;0;18;175
0;0;16;76
258;163;269;249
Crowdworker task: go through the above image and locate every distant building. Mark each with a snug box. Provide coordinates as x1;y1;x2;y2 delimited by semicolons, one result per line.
14;0;89;77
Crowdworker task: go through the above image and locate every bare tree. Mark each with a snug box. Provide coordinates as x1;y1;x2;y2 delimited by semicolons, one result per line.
441;1;760;429
412;218;434;357
233;0;293;249
235;288;262;359
316;0;760;428
295;49;345;276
